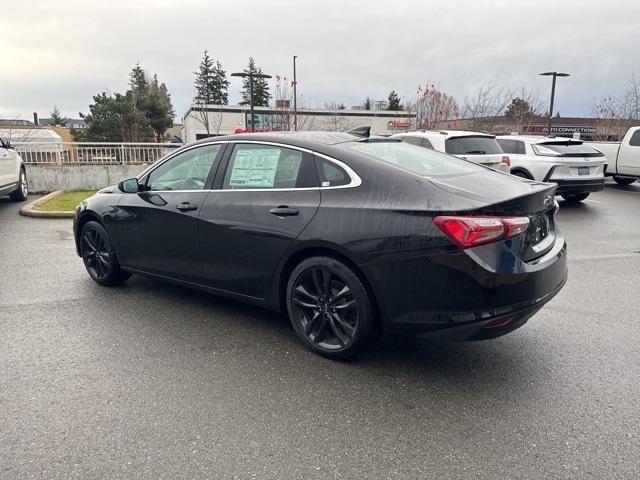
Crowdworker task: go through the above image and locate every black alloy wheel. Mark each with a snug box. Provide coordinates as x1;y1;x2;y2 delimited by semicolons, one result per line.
80;221;131;286
287;256;377;360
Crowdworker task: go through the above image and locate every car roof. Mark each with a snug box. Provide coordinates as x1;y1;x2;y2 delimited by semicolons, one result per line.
191;131;365;149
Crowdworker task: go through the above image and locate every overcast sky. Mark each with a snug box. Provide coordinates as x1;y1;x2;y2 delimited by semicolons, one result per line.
1;0;639;122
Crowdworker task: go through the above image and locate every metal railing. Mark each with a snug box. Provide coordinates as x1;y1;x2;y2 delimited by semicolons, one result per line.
14;142;181;165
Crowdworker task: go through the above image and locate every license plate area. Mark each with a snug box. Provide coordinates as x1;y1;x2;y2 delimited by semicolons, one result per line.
578;166;590;175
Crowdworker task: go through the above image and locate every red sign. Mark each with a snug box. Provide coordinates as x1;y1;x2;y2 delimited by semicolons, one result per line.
388;120;412;129
233;128;280;134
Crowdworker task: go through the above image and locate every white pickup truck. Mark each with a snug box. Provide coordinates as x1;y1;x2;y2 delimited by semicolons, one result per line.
588;126;640;185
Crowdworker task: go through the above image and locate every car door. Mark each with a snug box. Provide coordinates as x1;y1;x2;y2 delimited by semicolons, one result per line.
198;142;320;299
619;128;640;175
114;142;225;281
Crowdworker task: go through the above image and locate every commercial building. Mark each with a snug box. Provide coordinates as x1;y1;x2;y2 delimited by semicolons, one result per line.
182;104;415;143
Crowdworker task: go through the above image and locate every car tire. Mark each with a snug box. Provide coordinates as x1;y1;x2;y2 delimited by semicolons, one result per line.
511;170;532;179
286;256;378;360
80;220;131;286
613;176;636;186
9;168;28;202
561;192;590;203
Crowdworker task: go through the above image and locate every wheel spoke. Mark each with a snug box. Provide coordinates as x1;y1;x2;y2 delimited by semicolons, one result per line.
331;312;355;339
293;297;318;310
311;269;325;298
314;315;329;343
304;311;322;335
321;269;332;297
83;233;96;251
328;315;349;347
295;285;319;303
332;299;356;311
329;285;352;305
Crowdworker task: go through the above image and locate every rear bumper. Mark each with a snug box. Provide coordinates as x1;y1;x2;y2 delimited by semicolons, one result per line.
365;231;568;341
553;178;604;194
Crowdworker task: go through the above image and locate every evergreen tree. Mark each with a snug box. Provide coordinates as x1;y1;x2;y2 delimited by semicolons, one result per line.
239;57;271;107
364;98;372;110
194;50;229;105
49;106;67;126
505;97;533;118
387;90;402;111
129;63;149;105
77;64;174;142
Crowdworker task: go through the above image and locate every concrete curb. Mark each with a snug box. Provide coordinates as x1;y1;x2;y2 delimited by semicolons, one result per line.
19;190;75;218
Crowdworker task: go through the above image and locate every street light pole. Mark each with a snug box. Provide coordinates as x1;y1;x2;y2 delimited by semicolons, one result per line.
293;56;298;132
231;70;272;132
540;71;570;135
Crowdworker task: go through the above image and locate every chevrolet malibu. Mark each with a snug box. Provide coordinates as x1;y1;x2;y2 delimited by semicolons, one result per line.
74;130;568;359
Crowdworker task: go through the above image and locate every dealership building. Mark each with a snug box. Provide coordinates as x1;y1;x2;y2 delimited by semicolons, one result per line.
182;104;416;143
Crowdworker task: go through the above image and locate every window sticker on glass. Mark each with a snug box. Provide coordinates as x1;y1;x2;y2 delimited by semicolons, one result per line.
229;148;282;187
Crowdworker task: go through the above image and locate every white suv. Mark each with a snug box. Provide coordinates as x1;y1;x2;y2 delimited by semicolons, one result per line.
497;136;606;203
392;130;511;173
0;138;28;202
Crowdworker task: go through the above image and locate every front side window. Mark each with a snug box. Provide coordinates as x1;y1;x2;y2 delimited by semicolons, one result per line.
445;136;503;155
147;144;221;191
345;141;484;177
223;144;311;189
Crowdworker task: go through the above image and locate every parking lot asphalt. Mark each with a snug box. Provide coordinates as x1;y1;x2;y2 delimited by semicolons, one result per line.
1;184;639;480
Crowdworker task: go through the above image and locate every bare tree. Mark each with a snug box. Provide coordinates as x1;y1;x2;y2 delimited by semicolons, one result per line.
592;96;626;141
619;72;640;121
271;75;315;131
321;102;354;132
415;83;459;129
461;84;512;132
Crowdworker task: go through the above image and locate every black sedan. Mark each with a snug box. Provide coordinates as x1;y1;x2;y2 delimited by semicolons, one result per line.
73;130;567;359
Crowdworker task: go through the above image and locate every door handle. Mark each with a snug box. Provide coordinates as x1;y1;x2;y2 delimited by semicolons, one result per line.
176;202;198;212
269;206;299;217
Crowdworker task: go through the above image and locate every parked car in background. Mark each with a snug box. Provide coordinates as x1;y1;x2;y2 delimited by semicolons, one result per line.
588;126;640;185
392;130;511;173
0;137;28;202
73;131;567;359
497;135;606;203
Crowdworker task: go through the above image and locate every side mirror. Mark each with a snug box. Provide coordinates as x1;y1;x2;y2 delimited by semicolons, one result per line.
118;177;140;193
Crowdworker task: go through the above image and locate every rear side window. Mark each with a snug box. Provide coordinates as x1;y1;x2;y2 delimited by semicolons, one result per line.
538;142;604;157
445;136;503;155
401;136;434;149
629;130;640;147
223;144;316;189
497;139;526;155
316;158;350;187
345;141;484;177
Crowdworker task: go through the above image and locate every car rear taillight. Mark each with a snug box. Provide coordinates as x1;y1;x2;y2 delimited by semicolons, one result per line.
501;156;511;167
433;216;530;249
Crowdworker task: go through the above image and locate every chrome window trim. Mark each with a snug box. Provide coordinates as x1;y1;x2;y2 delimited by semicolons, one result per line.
136;139;363;193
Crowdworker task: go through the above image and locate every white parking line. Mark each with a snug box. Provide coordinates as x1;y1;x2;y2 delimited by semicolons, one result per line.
604;187;640;196
583;199;601;203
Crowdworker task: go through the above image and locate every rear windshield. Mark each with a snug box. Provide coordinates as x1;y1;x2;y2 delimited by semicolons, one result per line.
344;141;485;177
539;142;604;157
445;136;503;155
